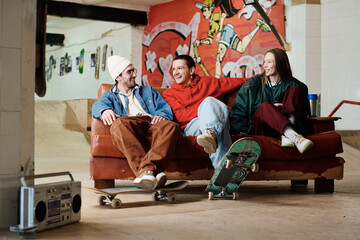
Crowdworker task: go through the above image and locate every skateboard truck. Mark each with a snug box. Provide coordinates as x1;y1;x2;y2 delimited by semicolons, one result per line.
226;153;259;172
98;194;122;208
152;191;176;203
208;186;240;200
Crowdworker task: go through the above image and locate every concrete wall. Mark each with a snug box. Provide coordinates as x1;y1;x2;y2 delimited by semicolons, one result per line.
284;0;359;130
321;0;360;130
37;21;144;101
0;0;36;228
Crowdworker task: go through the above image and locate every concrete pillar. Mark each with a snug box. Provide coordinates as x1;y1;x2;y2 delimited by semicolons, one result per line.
0;0;36;228
285;0;321;95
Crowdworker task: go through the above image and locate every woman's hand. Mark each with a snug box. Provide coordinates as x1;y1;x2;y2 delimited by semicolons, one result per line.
274;103;283;108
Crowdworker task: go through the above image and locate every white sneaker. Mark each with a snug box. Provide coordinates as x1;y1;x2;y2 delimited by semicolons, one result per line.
196;129;217;154
156;172;167;188
281;135;295;147
133;171;157;189
293;134;314;154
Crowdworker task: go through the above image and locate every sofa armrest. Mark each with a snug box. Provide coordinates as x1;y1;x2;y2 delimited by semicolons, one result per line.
309;117;341;133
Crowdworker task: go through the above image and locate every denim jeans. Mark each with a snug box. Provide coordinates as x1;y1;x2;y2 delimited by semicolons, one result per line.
183;97;232;169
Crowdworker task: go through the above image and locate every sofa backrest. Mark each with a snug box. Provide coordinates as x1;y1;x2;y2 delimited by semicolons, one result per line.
98;83;240;109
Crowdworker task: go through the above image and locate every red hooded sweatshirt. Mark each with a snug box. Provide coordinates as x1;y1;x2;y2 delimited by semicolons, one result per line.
163;74;247;130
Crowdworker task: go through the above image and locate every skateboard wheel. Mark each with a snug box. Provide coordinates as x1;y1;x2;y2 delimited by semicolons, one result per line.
251;163;259;172
225;160;233;169
98;195;107;206
111;198;122;208
167;194;176;203
232;192;240;200
208;192;214;200
152;192;161;201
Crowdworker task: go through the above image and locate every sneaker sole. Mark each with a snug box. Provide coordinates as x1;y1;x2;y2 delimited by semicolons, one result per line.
282;143;295;147
134;179;157;189
298;141;314;154
196;137;217;154
156;175;167;188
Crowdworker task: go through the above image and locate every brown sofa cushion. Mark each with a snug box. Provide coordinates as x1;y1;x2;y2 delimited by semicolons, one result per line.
91;115;342;161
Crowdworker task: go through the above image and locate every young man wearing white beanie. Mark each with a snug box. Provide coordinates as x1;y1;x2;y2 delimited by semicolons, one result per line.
92;55;180;189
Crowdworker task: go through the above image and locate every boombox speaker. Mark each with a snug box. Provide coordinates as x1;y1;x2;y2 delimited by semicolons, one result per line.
10;172;81;233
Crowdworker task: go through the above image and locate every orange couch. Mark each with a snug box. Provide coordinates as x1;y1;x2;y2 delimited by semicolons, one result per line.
90;84;345;193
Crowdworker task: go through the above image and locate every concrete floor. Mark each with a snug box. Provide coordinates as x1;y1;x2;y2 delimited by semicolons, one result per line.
2;101;360;239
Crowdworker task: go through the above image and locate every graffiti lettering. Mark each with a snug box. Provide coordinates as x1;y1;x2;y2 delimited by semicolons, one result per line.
145;51;157;73
142;13;200;57
223;54;264;78
158;54;174;88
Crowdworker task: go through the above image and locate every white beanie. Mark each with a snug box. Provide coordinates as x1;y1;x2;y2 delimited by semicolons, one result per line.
107;55;131;80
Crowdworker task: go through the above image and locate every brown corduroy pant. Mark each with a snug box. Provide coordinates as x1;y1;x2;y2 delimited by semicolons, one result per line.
110;116;180;177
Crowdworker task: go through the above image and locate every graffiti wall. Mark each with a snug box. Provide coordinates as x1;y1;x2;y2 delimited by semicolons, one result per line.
142;0;285;88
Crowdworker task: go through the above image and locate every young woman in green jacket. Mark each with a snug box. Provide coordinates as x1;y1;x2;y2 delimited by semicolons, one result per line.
230;48;314;154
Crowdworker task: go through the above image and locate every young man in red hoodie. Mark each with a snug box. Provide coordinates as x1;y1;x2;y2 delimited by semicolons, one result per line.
162;55;247;169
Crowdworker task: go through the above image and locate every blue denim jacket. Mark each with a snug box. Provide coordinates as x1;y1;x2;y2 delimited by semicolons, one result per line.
92;84;173;121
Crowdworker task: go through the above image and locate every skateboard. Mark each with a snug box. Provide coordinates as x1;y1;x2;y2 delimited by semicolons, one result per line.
193;43;211;76
83;180;189;208
206;137;261;200
101;44;108;71
95;46;101;79
79;48;84;74
64;53;69;74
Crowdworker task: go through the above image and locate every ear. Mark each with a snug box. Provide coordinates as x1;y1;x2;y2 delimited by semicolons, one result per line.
190;66;196;75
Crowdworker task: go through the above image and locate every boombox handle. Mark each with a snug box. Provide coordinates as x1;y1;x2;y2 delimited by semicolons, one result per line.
20;171;74;187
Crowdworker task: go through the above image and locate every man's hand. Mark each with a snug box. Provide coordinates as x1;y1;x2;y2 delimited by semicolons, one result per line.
194;40;201;47
101;109;120;126
151;115;166;125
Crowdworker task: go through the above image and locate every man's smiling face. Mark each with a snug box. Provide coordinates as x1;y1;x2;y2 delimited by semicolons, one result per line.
172;59;195;85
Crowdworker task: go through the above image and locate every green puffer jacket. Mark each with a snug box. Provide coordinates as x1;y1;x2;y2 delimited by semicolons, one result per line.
230;75;311;135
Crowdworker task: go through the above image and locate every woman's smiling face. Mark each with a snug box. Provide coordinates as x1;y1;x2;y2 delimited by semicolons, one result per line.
263;52;277;77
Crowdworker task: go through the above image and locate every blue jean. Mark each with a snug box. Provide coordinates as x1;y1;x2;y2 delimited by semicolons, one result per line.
183;97;232;169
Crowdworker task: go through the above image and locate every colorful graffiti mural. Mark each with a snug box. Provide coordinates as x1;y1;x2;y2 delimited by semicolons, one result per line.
142;0;285;88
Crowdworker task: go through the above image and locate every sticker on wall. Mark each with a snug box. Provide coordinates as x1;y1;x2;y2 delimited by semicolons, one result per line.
102;44;108;72
95;46;101;79
60;57;65;76
79;48;85;74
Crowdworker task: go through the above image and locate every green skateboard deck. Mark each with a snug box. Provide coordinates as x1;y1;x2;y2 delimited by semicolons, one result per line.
206;137;261;200
79;48;84;74
83;180;189;208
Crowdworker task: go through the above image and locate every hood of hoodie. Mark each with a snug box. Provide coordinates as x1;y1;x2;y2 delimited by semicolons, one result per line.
170;74;201;90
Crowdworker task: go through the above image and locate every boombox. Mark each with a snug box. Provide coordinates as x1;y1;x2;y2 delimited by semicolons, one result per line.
10;172;81;233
